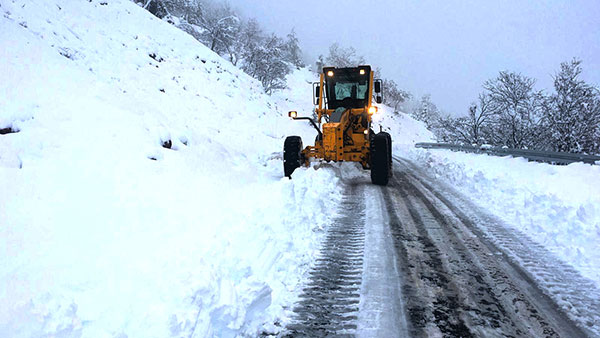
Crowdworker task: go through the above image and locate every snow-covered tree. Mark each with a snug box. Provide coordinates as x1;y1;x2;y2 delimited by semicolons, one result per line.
435;115;468;143
164;1;205;42
136;0;302;94
283;29;304;69
541;59;600;153
137;0;202;22
260;35;290;94
465;93;495;144
234;19;263;67
314;55;325;73
483;71;542;148
241;33;289;94
437;93;495;144
198;2;240;56
325;43;365;68
370;68;413;114
382;79;412;113
433;61;598;153
411;94;440;129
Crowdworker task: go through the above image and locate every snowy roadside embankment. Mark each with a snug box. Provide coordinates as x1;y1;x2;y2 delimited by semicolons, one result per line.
372;106;436;147
373;102;600;289
0;0;337;337
403;148;600;287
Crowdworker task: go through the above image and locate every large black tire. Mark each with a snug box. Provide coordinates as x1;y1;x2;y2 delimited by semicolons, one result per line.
284;136;303;178
370;132;391;186
379;131;393;175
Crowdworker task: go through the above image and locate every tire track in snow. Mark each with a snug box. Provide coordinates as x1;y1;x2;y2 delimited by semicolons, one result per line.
276;156;596;337
391;156;594;337
282;183;365;337
385;176;475;337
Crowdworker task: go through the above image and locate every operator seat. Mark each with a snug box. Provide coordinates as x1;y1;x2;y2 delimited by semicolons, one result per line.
330;107;347;123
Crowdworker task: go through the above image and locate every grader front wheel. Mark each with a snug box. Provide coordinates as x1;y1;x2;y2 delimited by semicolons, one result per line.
370;133;391;186
283;136;303;178
379;131;393;175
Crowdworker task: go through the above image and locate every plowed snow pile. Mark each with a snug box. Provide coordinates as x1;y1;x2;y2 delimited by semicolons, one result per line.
406;148;600;287
0;1;338;337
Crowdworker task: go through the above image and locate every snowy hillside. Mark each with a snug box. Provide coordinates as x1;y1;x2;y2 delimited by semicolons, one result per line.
0;1;441;337
0;1;342;337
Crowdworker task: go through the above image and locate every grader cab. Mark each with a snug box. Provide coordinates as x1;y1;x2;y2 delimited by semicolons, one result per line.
283;65;392;185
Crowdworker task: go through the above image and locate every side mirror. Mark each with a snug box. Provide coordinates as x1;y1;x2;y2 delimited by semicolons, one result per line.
374;80;381;94
312;82;320;105
376;96;382;104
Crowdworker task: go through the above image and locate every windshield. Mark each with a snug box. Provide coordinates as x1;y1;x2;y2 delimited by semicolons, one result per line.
334;82;368;100
324;68;370;109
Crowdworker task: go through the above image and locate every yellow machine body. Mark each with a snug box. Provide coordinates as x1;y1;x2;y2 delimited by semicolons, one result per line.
296;65;381;168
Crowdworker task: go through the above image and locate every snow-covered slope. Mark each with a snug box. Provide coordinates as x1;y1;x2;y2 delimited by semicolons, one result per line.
373;106;436;147
0;1;342;337
405;148;600;287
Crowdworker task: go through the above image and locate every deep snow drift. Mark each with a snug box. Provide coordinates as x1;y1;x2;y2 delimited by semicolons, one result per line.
0;0;432;337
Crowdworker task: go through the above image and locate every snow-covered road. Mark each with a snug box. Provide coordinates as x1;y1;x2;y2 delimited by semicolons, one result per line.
279;158;600;337
2;1;598;336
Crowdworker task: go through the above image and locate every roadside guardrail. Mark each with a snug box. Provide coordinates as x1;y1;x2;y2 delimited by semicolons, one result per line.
414;142;600;165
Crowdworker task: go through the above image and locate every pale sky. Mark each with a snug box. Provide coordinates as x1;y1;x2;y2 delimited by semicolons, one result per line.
229;0;600;116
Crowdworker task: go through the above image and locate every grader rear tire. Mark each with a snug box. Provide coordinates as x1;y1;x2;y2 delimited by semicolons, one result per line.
370;133;391;186
284;136;303;178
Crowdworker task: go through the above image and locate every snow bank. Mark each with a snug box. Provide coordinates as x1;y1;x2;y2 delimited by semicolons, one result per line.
372;88;600;291
372;106;436;147
405;148;600;286
0;0;341;337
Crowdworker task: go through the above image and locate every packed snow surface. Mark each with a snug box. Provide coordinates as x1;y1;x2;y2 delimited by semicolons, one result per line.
405;147;600;287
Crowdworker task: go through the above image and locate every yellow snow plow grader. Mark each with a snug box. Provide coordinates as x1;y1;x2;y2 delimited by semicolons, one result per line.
283;65;392;185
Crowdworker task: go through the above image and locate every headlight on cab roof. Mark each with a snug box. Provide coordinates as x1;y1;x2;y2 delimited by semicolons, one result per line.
368;106;378;115
288;111;297;118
